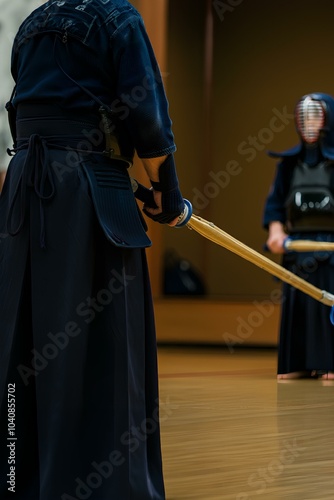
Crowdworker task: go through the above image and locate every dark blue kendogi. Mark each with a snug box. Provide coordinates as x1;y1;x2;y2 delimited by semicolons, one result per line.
0;1;180;498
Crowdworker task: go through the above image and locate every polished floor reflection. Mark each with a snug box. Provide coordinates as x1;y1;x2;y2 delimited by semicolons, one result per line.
157;346;334;500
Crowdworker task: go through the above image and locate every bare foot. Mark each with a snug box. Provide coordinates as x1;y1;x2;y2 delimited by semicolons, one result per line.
277;371;309;380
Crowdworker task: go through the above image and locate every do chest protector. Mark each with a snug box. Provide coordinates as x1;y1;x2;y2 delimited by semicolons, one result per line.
285;160;334;232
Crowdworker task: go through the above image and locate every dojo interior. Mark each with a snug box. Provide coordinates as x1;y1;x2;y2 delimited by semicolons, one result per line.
130;1;334;498
2;1;334;499
132;0;334;344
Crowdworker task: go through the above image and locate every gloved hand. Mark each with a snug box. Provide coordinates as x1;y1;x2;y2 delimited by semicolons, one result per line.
143;155;185;225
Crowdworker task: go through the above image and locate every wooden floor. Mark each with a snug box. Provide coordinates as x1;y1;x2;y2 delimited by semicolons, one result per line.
157;346;334;500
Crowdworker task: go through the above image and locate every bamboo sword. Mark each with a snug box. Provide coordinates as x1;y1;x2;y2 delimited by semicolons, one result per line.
131;179;334;316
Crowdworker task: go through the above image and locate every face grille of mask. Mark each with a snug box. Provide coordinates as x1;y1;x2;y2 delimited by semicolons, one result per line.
295;96;326;143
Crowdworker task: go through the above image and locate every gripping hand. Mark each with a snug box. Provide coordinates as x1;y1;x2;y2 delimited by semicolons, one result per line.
143;155;184;225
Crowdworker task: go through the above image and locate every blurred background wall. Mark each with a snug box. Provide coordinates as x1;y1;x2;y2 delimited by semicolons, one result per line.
163;0;334;300
130;0;334;345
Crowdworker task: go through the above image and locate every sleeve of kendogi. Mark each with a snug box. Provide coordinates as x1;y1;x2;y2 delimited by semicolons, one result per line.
110;12;176;159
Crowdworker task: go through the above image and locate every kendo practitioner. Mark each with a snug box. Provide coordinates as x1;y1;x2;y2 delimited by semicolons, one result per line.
0;1;184;499
263;92;334;380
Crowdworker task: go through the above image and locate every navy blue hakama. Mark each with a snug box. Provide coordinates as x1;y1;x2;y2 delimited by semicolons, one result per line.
0;144;165;499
